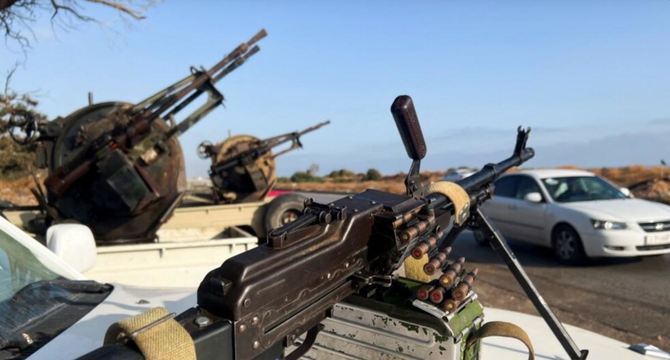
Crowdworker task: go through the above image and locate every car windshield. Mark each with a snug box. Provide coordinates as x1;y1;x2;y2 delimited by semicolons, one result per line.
0;230;63;302
0;224;111;357
541;176;627;203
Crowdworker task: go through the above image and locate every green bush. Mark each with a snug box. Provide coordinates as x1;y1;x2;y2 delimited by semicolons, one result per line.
0;136;36;180
364;168;382;181
327;169;357;179
290;171;324;183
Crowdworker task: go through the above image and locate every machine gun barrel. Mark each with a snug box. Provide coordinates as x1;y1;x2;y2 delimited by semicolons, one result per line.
141;29;267;123
428;127;534;211
163;46;262;140
210;120;330;174
163;45;262;139
295;119;331;135
266;120;331;157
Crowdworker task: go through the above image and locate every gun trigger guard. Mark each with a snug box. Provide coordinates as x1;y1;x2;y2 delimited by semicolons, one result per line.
284;325;323;360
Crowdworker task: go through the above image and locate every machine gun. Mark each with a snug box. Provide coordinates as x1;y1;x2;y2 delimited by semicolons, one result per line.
198;120;330;204
6;30;267;242
82;95;588;360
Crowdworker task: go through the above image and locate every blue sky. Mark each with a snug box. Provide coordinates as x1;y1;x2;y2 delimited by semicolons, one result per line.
2;1;670;177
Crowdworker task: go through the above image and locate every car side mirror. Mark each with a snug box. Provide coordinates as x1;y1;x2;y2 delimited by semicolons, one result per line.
524;192;543;203
46;224;97;273
620;187;632;198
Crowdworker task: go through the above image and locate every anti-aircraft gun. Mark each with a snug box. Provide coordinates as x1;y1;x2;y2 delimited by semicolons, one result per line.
82;95;589;360
198;121;330;204
6;30;267;243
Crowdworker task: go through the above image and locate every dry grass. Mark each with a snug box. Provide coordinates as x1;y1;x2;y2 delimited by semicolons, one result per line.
3;165;669;206
277;165;670;200
0;176;40;206
276;170;448;195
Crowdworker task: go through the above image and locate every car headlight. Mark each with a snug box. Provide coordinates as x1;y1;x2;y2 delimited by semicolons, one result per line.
590;219;627;230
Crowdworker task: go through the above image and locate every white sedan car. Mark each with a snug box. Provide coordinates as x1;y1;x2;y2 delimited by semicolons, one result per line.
479;169;670;264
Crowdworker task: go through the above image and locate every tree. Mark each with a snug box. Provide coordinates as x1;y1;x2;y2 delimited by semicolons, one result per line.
0;1;158;176
1;0;158;50
364;168;382;181
308;163;319;177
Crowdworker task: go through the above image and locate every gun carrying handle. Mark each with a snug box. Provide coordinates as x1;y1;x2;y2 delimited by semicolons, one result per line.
391;95;427;161
466;321;535;360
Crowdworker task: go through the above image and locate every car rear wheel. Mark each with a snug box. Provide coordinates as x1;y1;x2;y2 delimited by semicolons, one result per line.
552;225;587;265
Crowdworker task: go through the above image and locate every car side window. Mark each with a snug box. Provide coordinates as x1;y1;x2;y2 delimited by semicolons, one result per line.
515;176;543;201
494;176;519;198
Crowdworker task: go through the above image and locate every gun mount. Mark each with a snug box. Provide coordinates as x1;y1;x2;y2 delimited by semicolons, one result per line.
198;121;330;204
7;30;267;243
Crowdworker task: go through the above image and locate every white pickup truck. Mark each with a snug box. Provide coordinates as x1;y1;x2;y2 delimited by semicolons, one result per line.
0;215;662;360
1;193;307;288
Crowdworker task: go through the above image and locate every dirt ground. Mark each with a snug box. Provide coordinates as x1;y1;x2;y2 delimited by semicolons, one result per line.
0;176;40;206
475;270;666;350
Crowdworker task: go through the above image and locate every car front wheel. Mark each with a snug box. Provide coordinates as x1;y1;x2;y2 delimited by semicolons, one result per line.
552;225;587;265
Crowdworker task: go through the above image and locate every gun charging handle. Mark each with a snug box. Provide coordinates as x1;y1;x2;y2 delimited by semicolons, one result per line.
391;95;427;197
391;95;426;161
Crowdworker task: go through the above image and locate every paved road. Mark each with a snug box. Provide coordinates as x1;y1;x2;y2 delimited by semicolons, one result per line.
452;231;670;348
301;191;670;349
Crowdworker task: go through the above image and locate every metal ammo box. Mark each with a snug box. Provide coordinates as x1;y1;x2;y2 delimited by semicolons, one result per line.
296;279;484;359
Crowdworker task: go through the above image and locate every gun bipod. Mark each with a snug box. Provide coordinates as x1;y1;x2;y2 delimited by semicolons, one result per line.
469;208;589;360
